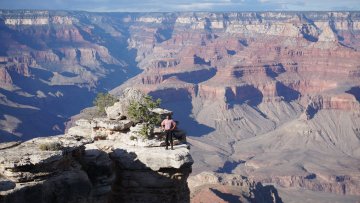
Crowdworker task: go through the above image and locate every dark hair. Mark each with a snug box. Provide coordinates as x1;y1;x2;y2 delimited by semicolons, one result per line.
167;114;172;119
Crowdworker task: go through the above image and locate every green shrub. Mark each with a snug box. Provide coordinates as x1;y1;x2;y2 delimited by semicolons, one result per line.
93;92;118;114
139;125;151;138
39;142;62;151
127;95;162;138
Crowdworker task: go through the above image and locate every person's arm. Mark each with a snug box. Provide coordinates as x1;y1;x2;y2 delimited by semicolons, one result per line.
171;120;176;131
161;120;165;130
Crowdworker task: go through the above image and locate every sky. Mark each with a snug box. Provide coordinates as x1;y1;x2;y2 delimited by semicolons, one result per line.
0;0;359;12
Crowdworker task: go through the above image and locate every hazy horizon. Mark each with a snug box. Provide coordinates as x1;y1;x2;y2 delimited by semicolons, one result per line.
1;0;359;12
1;9;360;13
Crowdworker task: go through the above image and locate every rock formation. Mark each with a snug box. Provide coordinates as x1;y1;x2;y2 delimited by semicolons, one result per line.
0;89;193;203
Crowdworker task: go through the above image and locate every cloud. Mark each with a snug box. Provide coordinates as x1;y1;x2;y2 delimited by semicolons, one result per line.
0;0;359;11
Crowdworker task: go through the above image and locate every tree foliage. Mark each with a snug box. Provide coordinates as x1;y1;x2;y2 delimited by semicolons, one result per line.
127;95;162;138
93;92;117;114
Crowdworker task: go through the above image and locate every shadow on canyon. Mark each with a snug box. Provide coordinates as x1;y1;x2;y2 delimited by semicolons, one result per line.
0;29;142;142
225;85;263;108
208;182;283;203
163;68;217;84
346;86;360;103
216;160;246;174
276;82;301;102
210;188;243;203
0;70;94;141
149;88;215;137
254;184;284;203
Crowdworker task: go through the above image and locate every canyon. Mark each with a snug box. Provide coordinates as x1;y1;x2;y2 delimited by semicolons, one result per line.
0;10;360;202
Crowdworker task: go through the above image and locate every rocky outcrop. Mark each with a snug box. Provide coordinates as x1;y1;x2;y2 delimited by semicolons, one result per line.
0;135;93;203
301;93;360;119
105;88;146;120
109;143;192;203
0;90;193;203
0;140;192;203
0;68;12;88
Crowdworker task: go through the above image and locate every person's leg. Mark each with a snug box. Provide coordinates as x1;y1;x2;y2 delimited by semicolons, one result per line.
170;131;174;150
165;130;170;149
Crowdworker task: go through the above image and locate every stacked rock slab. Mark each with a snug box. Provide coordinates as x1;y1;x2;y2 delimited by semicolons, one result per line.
0;135;94;203
0;88;193;203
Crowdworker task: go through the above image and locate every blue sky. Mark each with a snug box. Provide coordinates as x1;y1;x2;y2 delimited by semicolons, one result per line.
0;0;359;12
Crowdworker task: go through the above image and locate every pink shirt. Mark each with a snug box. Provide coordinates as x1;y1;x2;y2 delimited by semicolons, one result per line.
161;119;176;130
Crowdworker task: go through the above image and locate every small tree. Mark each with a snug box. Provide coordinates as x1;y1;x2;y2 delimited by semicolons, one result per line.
127;95;162;138
93;92;118;114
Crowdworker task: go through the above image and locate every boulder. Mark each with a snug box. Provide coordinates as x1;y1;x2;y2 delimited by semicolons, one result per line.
150;108;173;117
105;102;126;120
67;125;92;137
93;118;133;131
110;143;193;171
106;88;145;120
129;123;145;136
0;135;92;183
75;119;93;128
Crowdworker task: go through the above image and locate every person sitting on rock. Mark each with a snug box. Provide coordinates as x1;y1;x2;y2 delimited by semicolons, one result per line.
161;114;176;150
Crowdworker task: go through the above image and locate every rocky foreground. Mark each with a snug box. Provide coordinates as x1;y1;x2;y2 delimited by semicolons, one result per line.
0;89;194;203
0;135;193;203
